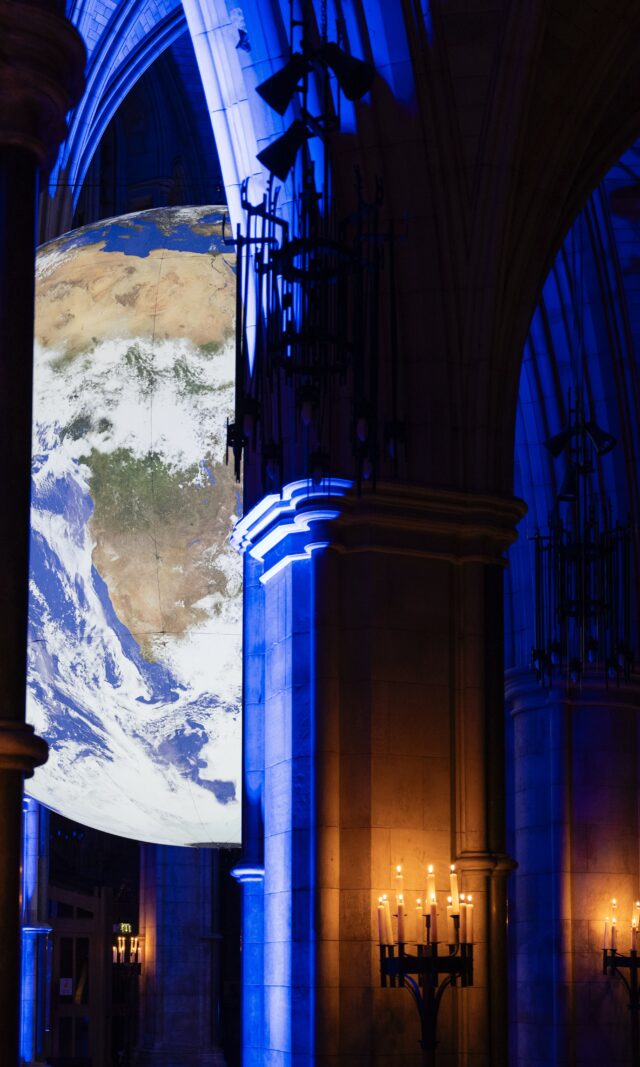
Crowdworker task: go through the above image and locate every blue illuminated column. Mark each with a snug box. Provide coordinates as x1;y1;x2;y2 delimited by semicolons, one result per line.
137;844;227;1067
233;479;524;1066
506;672;640;1066
20;798;52;1067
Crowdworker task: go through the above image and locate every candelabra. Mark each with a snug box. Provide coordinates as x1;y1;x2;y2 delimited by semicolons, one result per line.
111;922;142;974
603;898;640;1066
378;864;474;1067
603;948;640;1066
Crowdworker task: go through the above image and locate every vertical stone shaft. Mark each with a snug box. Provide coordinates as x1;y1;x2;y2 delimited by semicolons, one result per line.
0;5;84;1060
234;483;524;1065
0;142;45;1067
138;844;227;1067
507;674;640;1066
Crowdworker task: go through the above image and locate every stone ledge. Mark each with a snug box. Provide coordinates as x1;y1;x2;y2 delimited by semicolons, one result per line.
233;478;527;580
505;666;640;714
0;720;48;776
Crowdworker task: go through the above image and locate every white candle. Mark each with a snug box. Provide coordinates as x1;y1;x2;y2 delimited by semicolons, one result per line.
383;895;394;945
446;897;456;944
416;899;424;943
632;919;637;952
611;917;617;951
377;898;386;944
450;865;460;913
395;864;404;901
397;895;406;943
603;918;610;951
429;897;438;943
459;895;467;943
426;864;436;905
112;945;117;964
466;895;474;943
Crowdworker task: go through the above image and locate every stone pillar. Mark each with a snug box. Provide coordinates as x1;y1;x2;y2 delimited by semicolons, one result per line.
20;798;51;1066
233;480;524;1066
0;7;84;1063
506;669;640;1066
137;844;227;1067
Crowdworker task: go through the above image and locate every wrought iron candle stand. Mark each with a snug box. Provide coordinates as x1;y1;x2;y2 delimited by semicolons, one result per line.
380;915;473;1067
603;948;640;1067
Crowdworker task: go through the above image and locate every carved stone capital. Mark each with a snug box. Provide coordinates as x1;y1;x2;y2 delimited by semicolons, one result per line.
0;720;48;776
0;4;85;167
233;478;527;582
333;482;527;565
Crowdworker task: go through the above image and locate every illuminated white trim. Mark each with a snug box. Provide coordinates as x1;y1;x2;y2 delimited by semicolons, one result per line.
230;863;265;883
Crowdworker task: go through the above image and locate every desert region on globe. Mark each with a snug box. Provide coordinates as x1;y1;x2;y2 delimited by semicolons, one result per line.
28;206;242;846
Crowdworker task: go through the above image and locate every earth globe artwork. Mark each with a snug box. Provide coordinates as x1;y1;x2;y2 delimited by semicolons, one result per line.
27;206;242;847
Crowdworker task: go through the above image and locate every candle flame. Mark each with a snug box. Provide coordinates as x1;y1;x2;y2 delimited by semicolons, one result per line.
428;864;434;874
450;864;455;873
612;898;618;908
396;864;402;874
416;898;422;906
468;894;473;903
460;893;466;902
447;895;452;905
430;893;436;904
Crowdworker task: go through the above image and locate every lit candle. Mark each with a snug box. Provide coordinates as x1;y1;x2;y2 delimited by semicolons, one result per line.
611;916;617;951
603;917;610;951
446;895;456;944
632;918;638;952
416;899;424;943
429;895;438;943
112;945;117;964
426;864;436;905
450;864;460;914
395;864;404;901
377;898;386;944
382;895;394;945
459;894;467;943
466;895;474;943
397;894;406;943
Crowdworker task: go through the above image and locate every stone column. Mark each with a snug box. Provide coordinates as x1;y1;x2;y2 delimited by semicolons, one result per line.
0;7;84;1063
137;844;227;1067
506;669;640;1066
20;798;51;1066
233;480;524;1066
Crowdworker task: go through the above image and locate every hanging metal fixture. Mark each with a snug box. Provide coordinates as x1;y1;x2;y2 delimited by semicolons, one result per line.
531;394;634;688
226;2;403;496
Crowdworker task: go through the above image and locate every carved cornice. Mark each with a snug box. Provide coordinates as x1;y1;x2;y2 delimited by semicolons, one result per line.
0;720;47;776
332;482;527;565
505;666;640;715
0;4;85;167
233;480;526;582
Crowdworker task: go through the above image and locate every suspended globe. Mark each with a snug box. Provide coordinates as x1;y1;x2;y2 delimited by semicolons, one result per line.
28;206;241;847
